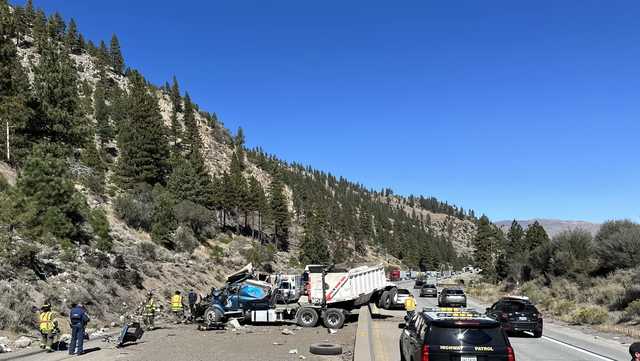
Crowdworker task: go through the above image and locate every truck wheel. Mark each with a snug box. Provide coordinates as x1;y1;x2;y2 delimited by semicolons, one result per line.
323;308;345;329
383;292;392;309
380;291;389;309
204;307;224;324
296;307;319;328
375;292;386;308
310;343;342;355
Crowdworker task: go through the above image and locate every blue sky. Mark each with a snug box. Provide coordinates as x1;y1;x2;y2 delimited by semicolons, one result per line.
18;1;640;223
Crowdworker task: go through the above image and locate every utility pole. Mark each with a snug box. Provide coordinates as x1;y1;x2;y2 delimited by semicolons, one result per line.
4;118;8;162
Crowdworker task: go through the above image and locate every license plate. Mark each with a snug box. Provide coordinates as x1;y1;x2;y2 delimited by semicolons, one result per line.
519;316;528;321
461;357;477;361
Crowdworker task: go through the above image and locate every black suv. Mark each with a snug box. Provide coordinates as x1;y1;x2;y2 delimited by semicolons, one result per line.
414;279;425;289
400;308;516;361
485;297;543;338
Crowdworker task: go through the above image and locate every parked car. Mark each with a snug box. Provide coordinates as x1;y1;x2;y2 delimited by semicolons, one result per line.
486;296;543;337
438;288;467;307
413;279;425;289
400;308;516;361
419;284;437;298
394;289;412;309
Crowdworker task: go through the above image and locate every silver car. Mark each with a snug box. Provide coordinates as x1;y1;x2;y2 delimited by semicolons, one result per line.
438;288;467;307
393;288;412;308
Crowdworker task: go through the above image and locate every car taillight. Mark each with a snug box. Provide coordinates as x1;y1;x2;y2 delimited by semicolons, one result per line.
507;346;516;361
421;344;430;361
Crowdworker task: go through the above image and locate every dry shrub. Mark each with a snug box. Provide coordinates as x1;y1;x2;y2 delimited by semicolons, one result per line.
622;300;640;322
0;281;36;332
570;306;609;325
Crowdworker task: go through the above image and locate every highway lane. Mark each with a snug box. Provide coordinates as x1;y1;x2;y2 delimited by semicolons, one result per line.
371;281;631;361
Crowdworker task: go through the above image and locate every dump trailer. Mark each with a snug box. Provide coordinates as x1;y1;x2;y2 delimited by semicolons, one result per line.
203;264;396;329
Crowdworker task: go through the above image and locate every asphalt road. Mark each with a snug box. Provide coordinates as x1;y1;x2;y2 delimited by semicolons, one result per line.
371;280;632;361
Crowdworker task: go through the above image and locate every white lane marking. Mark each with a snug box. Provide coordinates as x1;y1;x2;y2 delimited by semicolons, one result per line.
542;335;618;361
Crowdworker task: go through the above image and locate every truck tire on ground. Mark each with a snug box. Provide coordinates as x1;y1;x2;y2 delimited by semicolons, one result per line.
296;307;319;328
322;308;346;329
310;343;342;356
204;307;224;324
380;291;389;309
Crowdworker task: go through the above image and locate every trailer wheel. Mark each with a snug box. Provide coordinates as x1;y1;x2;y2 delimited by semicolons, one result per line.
310;343;342;355
322;308;345;329
296;307;319;328
204;307;224;324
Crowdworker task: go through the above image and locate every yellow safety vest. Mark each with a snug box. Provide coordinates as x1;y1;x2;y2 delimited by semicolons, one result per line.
171;295;183;312
39;311;54;333
404;297;417;312
144;299;156;316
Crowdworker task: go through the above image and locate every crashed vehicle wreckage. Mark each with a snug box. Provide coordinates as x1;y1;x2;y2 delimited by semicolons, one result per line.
198;263;398;329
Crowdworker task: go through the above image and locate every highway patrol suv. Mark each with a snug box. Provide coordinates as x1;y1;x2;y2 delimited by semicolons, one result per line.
399;307;516;361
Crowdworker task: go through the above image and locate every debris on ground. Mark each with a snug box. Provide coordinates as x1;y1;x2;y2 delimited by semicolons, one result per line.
0;343;12;353
13;336;32;348
228;319;243;330
273;342;282;346
281;328;295;335
289;349;298;354
329;329;337;334
299;356;306;360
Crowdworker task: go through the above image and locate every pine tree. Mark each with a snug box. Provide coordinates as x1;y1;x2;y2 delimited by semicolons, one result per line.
97;40;109;69
64;18;81;54
234;127;245;169
110;34;124;74
169;76;182;150
182;92;199;156
0;12;32;165
32;9;47;53
472;215;501;281
47;12;65;41
25;0;35;25
299;207;331;264
14;144;86;244
32;42;87;152
247;176;268;238
525;221;550;251
94;82;113;146
116;71;170;187
167;155;210;207
151;185;177;248
269;175;290;250
506;220;525;260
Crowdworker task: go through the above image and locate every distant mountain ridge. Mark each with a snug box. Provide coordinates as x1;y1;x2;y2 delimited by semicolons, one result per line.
495;219;601;238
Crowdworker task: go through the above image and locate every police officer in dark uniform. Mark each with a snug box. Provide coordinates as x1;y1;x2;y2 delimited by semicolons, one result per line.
630;342;640;361
69;303;90;356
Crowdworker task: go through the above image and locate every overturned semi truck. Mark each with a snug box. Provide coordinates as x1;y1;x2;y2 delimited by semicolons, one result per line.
202;263;397;329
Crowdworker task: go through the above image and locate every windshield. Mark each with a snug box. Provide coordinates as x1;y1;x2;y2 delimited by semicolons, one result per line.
397;289;410;295
429;326;506;347
506;302;538;313
423;285;436;289
446;289;465;295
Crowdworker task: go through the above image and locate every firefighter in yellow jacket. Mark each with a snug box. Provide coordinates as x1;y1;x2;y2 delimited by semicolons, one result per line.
39;303;59;352
143;291;157;330
170;291;184;323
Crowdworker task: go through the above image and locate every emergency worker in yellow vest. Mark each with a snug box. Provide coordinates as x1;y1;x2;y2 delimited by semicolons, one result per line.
404;294;417;318
38;303;59;352
143;291;157;330
170;291;184;323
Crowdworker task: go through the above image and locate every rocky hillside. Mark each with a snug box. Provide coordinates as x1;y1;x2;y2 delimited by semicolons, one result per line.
495;219;601;238
0;1;479;339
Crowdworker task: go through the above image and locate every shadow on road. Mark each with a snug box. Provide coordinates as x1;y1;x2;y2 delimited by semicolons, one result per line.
79;347;101;355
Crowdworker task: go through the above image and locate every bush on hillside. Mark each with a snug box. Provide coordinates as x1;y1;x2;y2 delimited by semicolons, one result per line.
0;281;35;332
173;226;199;254
138;241;157;261
594;221;640;274
89;208;112;252
173;200;215;240
570;306;609;325
622;300;640;322
114;192;153;231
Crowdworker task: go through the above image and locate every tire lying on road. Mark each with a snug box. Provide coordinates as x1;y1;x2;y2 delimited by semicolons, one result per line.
310;343;342;356
296;307;319;328
322;308;346;329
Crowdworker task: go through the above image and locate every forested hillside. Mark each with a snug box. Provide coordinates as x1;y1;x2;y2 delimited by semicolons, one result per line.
0;0;480;331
